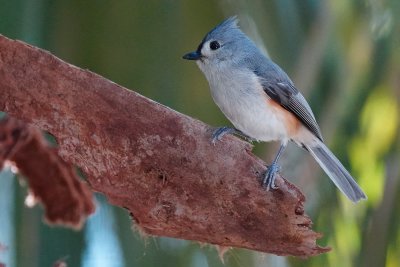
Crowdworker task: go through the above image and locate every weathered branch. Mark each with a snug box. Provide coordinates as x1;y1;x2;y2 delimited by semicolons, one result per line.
0;116;95;228
0;34;329;256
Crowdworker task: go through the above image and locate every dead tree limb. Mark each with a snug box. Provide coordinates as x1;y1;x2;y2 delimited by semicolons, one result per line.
0;34;329;256
0;116;95;228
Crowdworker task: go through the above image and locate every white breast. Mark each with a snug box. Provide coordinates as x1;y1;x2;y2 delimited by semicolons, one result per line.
199;64;289;142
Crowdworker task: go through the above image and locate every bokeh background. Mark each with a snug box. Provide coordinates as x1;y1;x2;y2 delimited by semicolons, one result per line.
0;0;399;266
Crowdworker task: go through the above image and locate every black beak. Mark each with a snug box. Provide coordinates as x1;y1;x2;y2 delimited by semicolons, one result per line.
183;51;202;60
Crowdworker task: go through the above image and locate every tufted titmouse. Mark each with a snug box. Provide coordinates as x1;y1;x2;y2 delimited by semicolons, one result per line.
183;17;366;202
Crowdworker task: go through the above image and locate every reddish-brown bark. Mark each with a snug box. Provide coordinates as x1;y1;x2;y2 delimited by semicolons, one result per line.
0;116;95;228
0;34;329;256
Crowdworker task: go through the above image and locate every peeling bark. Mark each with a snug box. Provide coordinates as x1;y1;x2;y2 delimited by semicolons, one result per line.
0;34;329;256
0;116;95;228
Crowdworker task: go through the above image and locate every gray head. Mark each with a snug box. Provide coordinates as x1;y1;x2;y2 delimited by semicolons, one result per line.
183;17;259;69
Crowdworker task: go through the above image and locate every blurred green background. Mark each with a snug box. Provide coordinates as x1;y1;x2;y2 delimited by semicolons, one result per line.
0;0;399;266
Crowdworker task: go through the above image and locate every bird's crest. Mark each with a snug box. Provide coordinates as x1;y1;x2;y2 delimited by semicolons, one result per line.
206;16;239;39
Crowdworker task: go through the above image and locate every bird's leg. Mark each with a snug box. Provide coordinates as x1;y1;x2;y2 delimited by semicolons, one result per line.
211;126;256;144
263;142;287;190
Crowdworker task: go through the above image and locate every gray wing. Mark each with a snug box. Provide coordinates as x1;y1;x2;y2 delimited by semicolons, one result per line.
254;69;323;141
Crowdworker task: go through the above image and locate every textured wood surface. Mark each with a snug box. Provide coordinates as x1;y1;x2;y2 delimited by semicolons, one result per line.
0;34;329;256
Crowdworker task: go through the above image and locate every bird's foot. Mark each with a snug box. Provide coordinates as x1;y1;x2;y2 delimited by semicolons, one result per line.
211;126;233;145
262;163;281;190
211;126;256;145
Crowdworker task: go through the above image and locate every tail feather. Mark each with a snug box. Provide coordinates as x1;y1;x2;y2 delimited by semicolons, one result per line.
305;141;367;202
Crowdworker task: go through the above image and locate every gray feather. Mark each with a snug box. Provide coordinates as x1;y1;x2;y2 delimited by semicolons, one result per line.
306;141;367;202
253;68;324;141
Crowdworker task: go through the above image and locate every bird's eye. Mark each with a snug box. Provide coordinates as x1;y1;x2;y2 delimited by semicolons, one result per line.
209;41;220;50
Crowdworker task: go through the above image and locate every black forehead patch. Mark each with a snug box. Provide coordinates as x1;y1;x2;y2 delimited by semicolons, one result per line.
196;38;206;53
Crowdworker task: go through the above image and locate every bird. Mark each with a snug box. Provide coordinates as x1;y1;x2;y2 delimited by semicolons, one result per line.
182;17;367;202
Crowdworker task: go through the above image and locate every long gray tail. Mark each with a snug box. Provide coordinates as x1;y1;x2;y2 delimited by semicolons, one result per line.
305;141;367;202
